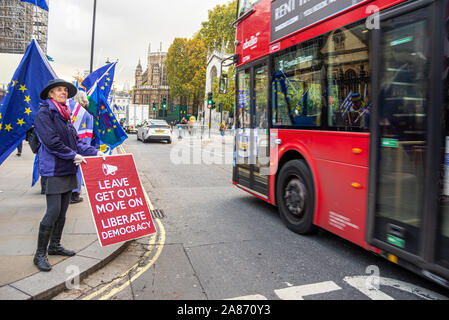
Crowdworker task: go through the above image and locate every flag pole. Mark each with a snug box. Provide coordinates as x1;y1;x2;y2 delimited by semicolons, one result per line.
89;0;97;73
35;1;40;43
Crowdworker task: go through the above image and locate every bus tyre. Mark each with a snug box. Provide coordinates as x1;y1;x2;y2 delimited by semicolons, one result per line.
276;159;317;235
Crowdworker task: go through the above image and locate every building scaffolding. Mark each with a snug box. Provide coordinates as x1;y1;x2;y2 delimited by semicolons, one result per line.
0;0;48;54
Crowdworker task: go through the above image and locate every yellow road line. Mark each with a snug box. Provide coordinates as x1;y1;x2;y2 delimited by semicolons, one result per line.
82;143;165;300
81;231;158;300
98;218;165;300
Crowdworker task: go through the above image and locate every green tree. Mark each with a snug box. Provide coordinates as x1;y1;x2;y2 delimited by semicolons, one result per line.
198;0;237;53
166;38;207;114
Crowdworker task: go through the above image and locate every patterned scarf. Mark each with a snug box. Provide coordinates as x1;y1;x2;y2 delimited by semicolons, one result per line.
50;99;71;121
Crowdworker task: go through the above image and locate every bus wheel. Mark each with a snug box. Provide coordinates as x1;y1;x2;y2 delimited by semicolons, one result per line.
276;159;317;235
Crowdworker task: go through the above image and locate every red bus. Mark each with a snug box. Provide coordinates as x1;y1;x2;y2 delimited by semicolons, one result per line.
231;0;449;287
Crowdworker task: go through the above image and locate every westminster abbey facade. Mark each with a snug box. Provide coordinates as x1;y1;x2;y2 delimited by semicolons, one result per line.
133;43;169;118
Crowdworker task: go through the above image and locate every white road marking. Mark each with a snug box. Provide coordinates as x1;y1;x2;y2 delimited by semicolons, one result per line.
225;294;268;300
343;276;449;300
274;281;342;300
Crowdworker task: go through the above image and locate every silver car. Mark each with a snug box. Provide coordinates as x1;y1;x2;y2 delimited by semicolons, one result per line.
137;119;172;144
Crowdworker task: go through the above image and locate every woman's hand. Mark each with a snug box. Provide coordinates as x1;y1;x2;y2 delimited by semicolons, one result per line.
97;151;106;161
73;154;86;166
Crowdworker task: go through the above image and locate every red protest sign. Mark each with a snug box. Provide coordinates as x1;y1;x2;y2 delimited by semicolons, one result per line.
80;154;157;246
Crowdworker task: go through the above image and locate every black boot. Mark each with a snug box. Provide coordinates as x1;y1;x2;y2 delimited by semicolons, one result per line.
48;218;75;256
70;191;83;204
34;223;52;271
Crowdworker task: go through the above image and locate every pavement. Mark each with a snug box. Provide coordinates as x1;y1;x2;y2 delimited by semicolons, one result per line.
0;128;230;300
0;144;129;300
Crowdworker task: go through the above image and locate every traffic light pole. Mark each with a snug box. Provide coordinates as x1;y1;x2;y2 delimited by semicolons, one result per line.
219;103;223;127
208;107;211;139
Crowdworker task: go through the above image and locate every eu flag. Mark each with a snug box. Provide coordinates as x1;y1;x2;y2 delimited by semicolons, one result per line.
20;0;49;11
81;62;116;100
0;40;56;165
87;87;127;150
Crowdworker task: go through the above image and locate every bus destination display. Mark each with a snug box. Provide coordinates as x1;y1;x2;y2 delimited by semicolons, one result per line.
271;0;366;42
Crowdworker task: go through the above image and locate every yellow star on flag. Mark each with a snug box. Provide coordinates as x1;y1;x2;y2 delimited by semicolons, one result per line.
105;72;109;76
5;123;12;132
0;112;2;120
0;123;2;130
19;85;27;93
72;116;77;122
24;96;31;103
106;78;110;81
105;83;108;87
24;107;32;116
101;86;105;90
17;119;25;126
11;80;17;87
81;123;86;128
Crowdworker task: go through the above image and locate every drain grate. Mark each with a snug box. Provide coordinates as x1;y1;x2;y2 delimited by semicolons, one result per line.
150;209;165;219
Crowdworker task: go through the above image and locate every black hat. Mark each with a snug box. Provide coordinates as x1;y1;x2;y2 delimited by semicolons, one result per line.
40;78;77;100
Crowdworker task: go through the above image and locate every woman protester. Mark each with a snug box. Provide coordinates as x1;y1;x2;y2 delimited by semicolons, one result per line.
33;79;105;272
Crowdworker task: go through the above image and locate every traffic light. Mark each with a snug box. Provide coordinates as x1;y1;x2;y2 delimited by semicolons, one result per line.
218;102;223;113
152;102;156;111
207;92;213;106
162;98;167;109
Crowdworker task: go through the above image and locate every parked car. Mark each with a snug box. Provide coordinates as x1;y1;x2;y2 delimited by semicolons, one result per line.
137;119;172;144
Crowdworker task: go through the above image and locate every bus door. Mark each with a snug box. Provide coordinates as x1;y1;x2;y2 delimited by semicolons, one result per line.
369;1;449;281
235;61;270;198
437;0;449;273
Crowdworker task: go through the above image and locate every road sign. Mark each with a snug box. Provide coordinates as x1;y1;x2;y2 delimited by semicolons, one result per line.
80;154;157;246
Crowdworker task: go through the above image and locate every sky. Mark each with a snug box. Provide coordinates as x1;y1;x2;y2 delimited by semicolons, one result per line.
0;0;233;90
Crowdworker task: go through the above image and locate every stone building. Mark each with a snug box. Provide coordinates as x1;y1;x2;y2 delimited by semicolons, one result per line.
133;43;169;119
0;87;6;102
0;0;49;54
202;45;233;127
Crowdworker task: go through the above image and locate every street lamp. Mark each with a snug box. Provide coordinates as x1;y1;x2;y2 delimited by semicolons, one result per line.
89;0;97;73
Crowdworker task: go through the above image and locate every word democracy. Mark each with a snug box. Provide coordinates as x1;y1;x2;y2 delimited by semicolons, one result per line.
101;211;151;240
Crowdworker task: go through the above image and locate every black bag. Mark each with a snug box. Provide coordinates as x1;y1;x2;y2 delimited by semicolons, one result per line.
26;125;41;154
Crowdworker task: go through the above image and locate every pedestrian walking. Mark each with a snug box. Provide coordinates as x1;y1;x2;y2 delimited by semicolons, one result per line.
33;79;105;272
16;141;23;156
220;122;226;136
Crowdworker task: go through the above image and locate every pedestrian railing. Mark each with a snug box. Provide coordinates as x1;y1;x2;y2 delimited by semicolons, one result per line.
173;124;232;139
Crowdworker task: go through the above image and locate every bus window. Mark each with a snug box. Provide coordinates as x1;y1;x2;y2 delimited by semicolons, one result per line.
272;37;324;128
326;21;371;131
237;0;261;18
237;69;251;129
255;65;268;129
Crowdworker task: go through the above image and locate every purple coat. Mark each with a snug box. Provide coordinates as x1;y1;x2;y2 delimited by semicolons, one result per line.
34;99;97;177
